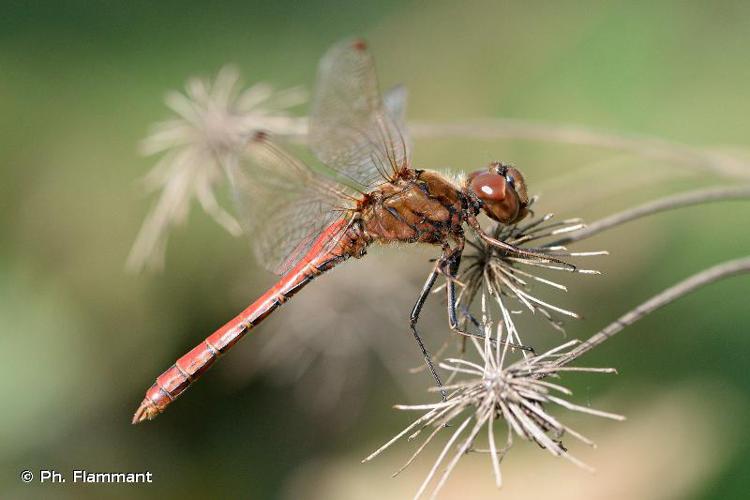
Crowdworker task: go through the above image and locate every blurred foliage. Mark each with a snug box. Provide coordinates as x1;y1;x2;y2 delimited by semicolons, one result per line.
1;0;749;498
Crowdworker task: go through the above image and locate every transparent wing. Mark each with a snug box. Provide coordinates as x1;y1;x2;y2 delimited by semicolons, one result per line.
309;39;412;189
229;133;356;275
383;84;408;128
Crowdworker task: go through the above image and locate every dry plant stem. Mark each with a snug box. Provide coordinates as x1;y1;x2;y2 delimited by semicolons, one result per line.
407;120;750;179
549;185;750;246
553;257;750;368
282;118;750;179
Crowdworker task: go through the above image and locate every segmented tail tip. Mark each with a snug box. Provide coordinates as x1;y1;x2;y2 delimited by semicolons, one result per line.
132;399;160;425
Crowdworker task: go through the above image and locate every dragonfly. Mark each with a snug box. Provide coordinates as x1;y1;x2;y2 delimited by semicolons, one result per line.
132;39;566;424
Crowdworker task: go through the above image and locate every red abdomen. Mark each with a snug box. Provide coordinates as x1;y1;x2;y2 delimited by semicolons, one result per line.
132;219;358;423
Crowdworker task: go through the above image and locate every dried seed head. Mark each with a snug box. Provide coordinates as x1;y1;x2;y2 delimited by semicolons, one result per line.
364;316;623;500
452;197;606;346
127;66;306;272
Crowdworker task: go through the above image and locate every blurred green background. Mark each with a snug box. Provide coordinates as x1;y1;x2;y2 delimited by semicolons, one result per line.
2;1;750;498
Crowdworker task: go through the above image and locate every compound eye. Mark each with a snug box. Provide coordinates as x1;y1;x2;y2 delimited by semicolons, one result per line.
504;172;516;189
469;172;509;202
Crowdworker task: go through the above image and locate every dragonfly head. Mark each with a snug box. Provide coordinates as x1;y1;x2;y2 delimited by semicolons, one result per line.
466;162;529;224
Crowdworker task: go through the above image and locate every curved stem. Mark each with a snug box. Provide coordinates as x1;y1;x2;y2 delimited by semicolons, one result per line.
553;257;750;367
408;120;750;179
547;185;750;247
285;118;750;179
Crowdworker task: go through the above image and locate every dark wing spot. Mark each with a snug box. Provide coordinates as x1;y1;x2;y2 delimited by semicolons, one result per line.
252;130;269;142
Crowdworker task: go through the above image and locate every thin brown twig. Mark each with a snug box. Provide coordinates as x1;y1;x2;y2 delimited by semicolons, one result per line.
407;120;750;179
552;257;750;368
285;117;750;179
548;185;750;247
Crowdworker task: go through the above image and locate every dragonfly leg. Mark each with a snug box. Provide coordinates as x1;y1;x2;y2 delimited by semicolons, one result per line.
452;308;535;353
458;304;481;329
467;216;576;271
444;243;535;353
409;258;448;400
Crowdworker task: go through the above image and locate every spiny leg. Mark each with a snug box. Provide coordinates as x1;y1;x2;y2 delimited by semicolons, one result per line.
467;216;576;271
443;243;534;353
453;303;534;352
409;243;533;395
444;243;464;331
410;258;447;400
452;306;535;353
